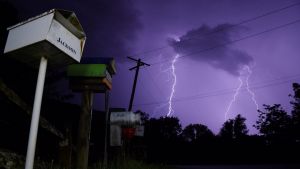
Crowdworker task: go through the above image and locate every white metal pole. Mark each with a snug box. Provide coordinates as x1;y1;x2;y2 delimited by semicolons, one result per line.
25;56;48;169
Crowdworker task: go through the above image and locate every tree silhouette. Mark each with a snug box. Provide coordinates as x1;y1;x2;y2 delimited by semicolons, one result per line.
233;114;248;139
219;114;248;140
219;119;234;139
181;124;214;143
290;83;300;143
147;116;182;141
144;116;182;163
254;104;292;144
134;110;149;124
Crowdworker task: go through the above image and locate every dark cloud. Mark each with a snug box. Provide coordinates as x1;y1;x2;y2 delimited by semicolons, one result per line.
169;24;253;76
9;0;143;61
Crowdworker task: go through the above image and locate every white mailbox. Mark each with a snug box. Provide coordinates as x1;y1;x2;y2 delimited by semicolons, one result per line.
110;111;141;125
3;9;86;169
4;9;86;67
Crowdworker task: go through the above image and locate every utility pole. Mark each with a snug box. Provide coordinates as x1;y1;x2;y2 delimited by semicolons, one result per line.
127;56;150;111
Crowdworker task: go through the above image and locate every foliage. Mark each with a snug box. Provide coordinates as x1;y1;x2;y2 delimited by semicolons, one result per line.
290;83;300;115
219;119;234;139
181;124;214;142
290;83;300;141
144;116;182;163
254;104;292;143
0;150;24;169
233;114;248;139
219;114;248;140
290;83;300;122
145;116;182;141
134;110;149;124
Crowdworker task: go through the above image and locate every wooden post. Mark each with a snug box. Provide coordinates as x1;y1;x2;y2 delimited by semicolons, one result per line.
103;91;110;167
128;59;140;111
58;127;72;169
76;90;93;169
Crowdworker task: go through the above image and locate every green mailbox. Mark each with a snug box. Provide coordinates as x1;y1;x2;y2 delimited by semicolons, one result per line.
67;57;116;92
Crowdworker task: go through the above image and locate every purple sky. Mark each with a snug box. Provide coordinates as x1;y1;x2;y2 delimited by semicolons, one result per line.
8;0;300;134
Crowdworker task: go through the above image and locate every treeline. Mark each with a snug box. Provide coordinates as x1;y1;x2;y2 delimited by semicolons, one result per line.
131;83;300;164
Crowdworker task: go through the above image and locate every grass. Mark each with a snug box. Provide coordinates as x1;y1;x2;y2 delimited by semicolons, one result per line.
91;159;173;169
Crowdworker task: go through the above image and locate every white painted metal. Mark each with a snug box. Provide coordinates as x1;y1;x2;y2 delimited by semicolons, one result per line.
47;19;82;62
110;125;122;146
134;125;145;137
110;112;141;125
4;9;86;64
24;56;47;169
106;70;112;83
4;13;53;54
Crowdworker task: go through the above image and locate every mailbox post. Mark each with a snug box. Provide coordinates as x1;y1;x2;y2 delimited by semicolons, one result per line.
67;57;116;169
3;9;86;169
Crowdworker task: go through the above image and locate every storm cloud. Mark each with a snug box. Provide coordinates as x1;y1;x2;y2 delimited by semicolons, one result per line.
9;0;143;61
169;24;253;76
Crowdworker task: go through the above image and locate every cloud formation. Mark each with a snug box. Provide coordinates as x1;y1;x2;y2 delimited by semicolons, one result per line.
168;24;253;76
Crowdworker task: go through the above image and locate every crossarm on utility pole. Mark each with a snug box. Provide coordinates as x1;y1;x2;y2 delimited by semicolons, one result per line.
127;57;150;111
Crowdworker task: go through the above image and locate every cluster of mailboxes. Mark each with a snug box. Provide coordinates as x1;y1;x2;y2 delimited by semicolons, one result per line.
4;8;116;93
67;57;116;92
3;8;120;169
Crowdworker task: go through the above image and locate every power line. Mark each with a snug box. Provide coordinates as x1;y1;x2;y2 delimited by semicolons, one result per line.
128;1;300;60
149;18;300;66
133;74;300;107
135;78;300;107
173;73;300;101
145;68;167;96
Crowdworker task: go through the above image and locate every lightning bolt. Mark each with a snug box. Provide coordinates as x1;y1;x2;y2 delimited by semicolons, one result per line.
225;77;243;120
151;53;179;117
225;65;259;120
244;66;259;110
167;54;179;117
150;54;174;117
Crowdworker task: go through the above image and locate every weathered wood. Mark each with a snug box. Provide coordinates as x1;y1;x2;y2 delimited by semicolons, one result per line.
0;79;64;139
76;90;93;169
103;91;110;167
58;128;72;169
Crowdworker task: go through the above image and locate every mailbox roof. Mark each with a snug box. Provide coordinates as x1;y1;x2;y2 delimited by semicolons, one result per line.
54;9;86;38
8;9;86;38
81;57;116;75
67;64;107;77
